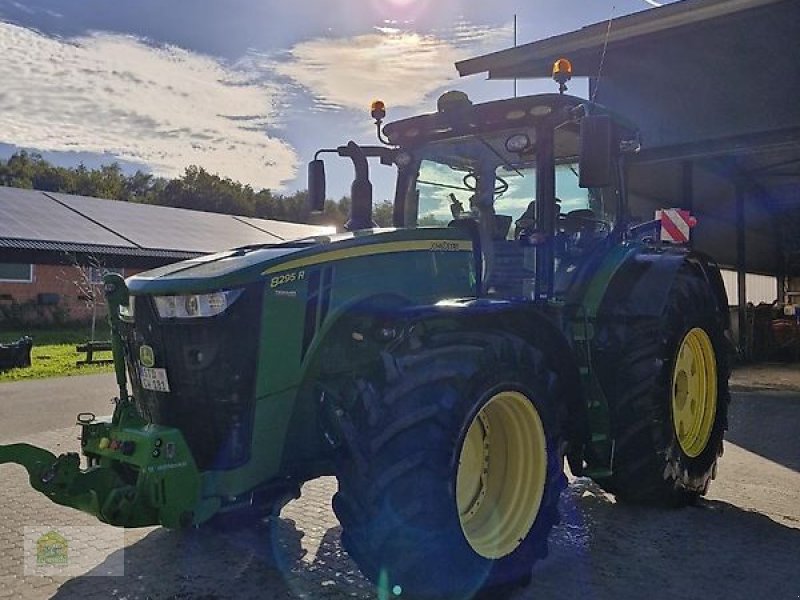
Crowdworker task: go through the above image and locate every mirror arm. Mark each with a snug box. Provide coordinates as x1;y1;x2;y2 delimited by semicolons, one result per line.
314;148;339;160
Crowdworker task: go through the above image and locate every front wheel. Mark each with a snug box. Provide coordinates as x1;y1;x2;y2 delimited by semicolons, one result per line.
332;331;567;599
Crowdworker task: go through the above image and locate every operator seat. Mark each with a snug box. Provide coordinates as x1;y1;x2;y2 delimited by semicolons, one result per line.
560;209;608;256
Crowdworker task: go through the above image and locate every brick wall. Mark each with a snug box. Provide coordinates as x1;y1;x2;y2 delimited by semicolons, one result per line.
0;264;146;325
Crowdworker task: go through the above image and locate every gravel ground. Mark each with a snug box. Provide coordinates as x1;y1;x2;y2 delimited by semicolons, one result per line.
0;365;798;600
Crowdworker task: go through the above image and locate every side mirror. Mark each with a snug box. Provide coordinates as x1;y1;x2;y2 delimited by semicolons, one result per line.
307;159;326;213
578;115;614;188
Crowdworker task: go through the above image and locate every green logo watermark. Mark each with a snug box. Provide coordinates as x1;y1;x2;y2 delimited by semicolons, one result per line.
24;526;125;576
35;530;68;566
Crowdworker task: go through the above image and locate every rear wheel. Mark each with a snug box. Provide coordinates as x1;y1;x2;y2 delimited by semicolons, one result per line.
332;330;566;599
594;263;731;505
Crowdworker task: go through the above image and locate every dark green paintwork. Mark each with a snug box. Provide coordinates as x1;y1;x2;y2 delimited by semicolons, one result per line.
186;227;476;496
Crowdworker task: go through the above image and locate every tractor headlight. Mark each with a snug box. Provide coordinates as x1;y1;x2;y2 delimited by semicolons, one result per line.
153;289;244;319
505;133;531;153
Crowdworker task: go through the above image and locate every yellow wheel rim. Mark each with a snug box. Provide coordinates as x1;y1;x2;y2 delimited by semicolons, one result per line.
671;327;718;458
455;390;547;559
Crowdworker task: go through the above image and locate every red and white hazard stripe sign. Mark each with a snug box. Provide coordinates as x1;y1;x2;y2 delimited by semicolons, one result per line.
656;208;697;243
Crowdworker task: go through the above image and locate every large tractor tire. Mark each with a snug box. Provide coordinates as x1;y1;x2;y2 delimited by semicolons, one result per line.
594;262;731;506
331;330;567;599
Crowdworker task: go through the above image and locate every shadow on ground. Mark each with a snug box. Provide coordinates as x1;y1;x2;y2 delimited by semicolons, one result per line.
52;516;372;600
725;389;800;472
51;478;800;600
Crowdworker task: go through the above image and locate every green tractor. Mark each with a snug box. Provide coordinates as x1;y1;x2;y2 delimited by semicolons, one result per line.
0;74;731;599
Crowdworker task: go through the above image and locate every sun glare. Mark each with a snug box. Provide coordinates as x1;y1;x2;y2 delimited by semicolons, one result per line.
371;0;430;21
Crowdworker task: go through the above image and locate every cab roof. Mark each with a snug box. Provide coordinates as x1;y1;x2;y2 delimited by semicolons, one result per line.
383;93;637;151
383;93;638;165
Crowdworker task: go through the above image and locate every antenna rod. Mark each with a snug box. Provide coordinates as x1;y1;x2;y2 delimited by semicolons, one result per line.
592;5;615;102
513;14;518;98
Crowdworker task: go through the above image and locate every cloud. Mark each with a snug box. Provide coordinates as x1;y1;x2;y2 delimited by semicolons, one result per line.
270;21;511;112
0;22;297;189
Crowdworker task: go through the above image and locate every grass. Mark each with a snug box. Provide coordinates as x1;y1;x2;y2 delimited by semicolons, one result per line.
0;325;115;382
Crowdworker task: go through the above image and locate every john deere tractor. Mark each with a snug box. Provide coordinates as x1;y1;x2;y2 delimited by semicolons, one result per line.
0;70;731;599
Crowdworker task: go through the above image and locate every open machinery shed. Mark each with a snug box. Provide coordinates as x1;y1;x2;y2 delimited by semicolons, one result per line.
457;0;800;354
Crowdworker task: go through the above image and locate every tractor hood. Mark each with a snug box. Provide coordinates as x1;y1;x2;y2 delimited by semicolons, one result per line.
126;227;472;295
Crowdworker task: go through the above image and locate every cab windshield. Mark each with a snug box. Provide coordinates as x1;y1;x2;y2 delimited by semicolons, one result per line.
400;129;618;234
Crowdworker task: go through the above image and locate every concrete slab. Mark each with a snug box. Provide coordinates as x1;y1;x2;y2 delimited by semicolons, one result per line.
0;374;117;440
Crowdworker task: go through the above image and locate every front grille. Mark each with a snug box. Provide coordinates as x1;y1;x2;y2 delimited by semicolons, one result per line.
122;284;263;470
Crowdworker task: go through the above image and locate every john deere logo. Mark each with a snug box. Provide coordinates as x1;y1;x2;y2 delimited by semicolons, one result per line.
36;530;68;566
139;345;155;368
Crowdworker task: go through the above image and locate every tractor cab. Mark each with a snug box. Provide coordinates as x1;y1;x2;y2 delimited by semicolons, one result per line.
309;90;640;301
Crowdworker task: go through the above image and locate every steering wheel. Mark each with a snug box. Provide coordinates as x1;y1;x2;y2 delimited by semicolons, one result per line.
463;171;509;196
559;210;610;236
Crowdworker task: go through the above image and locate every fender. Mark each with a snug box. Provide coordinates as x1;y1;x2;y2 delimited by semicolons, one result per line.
596;247;689;319
397;298;587;457
686;252;731;329
301;293;415;380
595;246;729;322
279;293;416;473
305;296;587;469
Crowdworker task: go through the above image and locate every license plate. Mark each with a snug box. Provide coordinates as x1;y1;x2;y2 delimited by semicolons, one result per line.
139;366;170;392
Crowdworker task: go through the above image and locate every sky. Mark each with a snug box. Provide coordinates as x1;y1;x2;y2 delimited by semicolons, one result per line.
0;0;676;199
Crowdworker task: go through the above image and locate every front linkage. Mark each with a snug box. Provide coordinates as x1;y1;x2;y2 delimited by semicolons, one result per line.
0;404;200;528
0;274;203;529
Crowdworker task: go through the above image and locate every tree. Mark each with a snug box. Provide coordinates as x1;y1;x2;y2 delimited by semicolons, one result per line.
0;152;382;230
158;166;256;216
418;214;448;226
78;163;127;199
0;150;38;188
373;200;393;227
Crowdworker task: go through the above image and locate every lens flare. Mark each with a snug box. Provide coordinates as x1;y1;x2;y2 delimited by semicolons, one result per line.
369;0;430;21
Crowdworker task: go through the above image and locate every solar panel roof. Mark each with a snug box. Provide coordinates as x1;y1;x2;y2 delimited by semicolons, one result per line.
0;187;329;258
49;192;287;253
0;187;134;248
